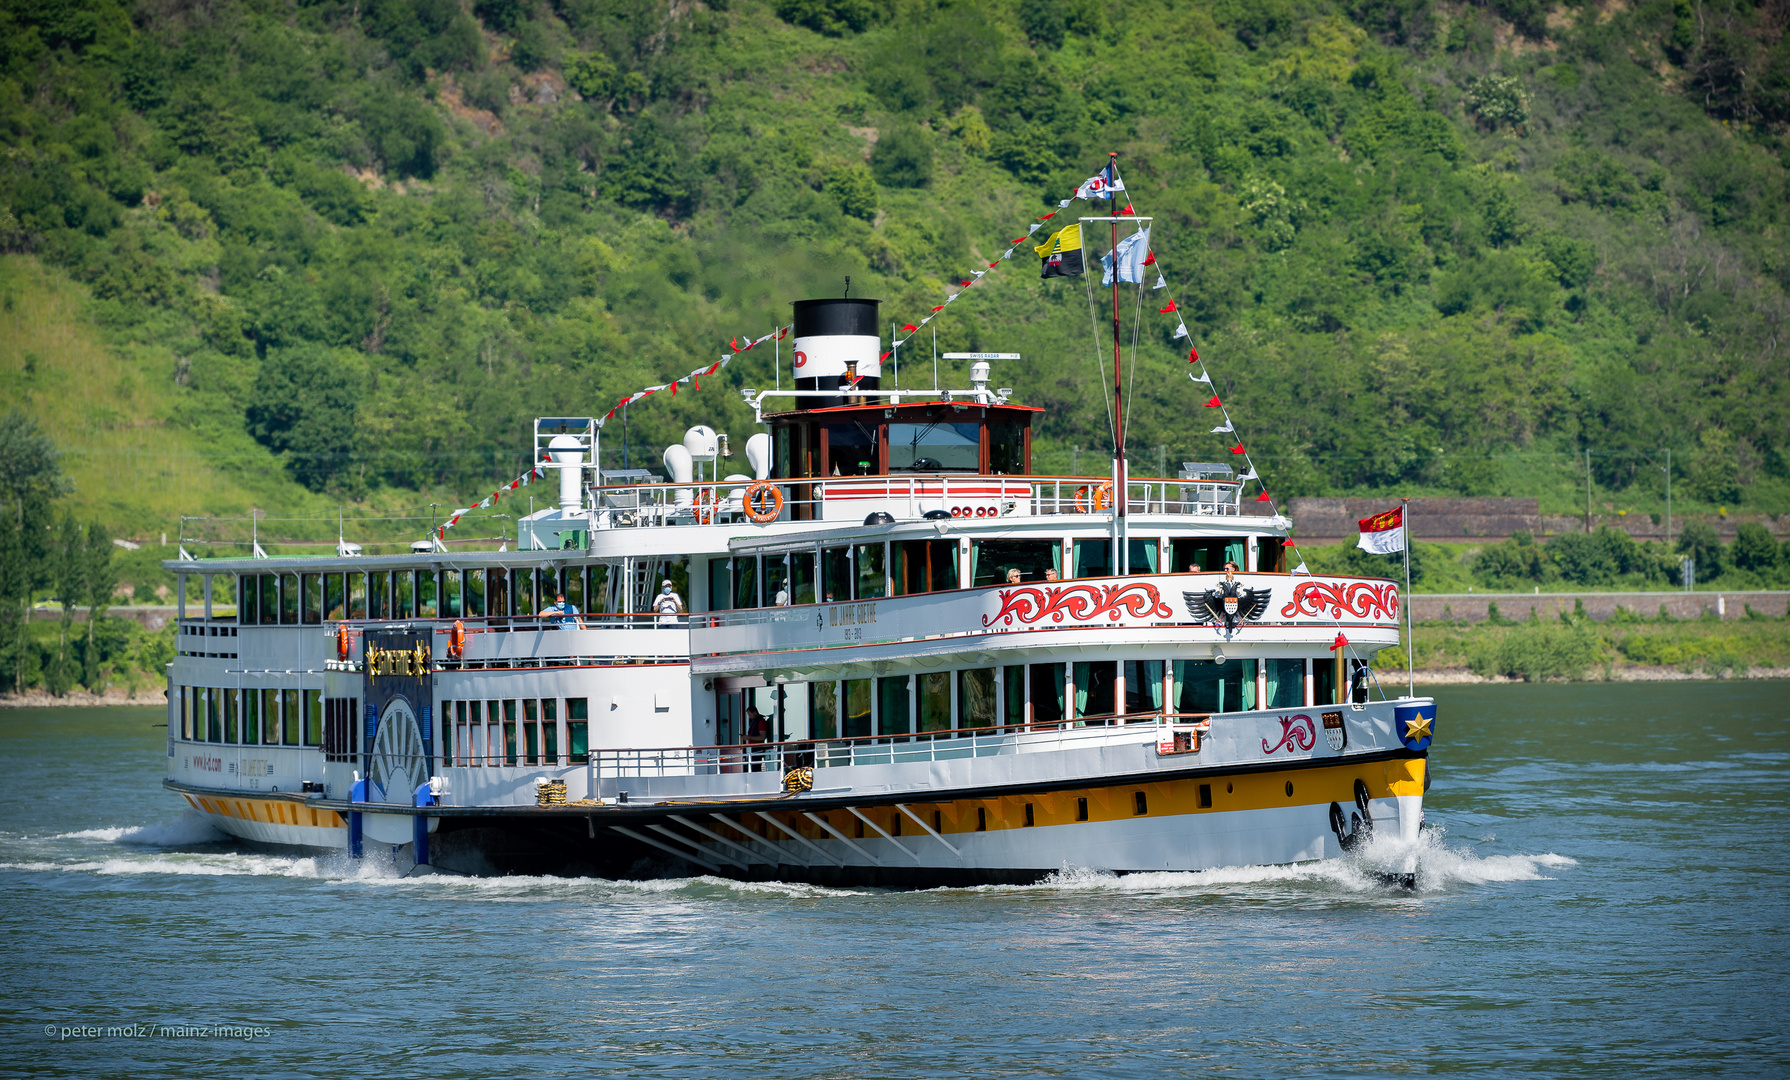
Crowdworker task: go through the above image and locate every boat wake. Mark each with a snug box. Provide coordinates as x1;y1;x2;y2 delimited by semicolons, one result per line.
1019;828;1574;898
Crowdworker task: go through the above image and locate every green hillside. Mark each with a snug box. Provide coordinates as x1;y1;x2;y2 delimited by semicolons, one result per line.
2;0;1788;552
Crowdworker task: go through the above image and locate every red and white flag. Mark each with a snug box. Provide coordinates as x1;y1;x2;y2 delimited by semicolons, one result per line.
1356;506;1405;555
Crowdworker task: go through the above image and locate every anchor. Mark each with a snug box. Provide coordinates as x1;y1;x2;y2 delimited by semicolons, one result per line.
1327;778;1375;852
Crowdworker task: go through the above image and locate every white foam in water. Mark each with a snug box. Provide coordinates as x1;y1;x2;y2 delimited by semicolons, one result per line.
1011;828;1575;897
55;810;227;847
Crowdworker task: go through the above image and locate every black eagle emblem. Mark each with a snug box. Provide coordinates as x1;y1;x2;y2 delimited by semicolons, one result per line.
1184;580;1272;631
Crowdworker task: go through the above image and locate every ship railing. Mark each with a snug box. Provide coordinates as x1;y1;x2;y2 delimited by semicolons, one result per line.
591;712;1210;779
582;474;1243;527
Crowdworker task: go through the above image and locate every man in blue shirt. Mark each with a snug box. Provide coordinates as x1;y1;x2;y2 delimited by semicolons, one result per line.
538;592;584;629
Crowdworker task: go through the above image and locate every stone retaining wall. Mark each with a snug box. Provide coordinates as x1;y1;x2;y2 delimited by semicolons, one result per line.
1410;591;1788;624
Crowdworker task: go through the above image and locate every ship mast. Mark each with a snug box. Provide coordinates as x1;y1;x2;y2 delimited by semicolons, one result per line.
1108;154;1126;573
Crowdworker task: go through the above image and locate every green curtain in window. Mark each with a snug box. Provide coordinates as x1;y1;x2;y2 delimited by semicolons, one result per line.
1128;539;1159;574
1264;658;1303;709
1225;538;1247;569
1073;662;1090;716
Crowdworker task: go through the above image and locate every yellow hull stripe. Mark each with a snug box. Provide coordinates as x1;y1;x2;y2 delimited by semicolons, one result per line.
185;793;345;830
742;758;1425;843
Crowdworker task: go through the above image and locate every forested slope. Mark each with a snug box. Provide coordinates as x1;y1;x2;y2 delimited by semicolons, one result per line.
2;0;1787;542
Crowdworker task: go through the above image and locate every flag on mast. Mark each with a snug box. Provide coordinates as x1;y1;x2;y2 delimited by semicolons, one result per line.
1035;222;1085;278
1356;506;1406;555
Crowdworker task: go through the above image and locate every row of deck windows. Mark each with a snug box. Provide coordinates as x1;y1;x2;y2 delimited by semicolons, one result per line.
180;685;323;746
708;535;1281;610
718;656;1365;744
234;566;617;624
441;698;591;767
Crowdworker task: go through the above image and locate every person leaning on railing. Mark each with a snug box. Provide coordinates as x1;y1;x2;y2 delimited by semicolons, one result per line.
537;592;585;629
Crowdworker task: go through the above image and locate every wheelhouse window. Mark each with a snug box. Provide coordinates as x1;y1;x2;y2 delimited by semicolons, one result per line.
826;421;878;476
791;549;817;605
258;575;277;625
395;571;414;619
418;571;437;619
280;573;299;624
348;573;367;619
888;421;979;472
324;574;345;620
442;570;462;617
731;556;759;609
821;546;851;602
988;420;1025;475
854;543;886;599
302;574;322;624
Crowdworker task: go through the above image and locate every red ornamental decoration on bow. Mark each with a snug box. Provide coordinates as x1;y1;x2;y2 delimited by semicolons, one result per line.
1262;715;1316;755
1280;581;1401;621
982;583;1173;627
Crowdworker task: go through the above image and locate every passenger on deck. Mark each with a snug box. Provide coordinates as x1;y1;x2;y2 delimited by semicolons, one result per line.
654;580;684;626
1006;567;1023;584
538;592;585;629
1044;568;1059;582
744;706;771;771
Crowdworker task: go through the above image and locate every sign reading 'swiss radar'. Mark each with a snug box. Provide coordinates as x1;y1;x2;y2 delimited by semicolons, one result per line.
362;630;433;803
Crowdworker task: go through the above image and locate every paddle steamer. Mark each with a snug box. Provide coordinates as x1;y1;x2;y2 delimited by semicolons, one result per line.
162;261;1435;887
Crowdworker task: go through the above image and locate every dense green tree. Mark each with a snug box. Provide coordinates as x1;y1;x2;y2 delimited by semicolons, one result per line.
246;345;364;493
1674;519;1724;580
1730;522;1779;574
870;123;932;189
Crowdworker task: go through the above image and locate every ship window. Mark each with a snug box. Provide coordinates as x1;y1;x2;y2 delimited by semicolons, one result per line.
1030;664;1065;725
280;572;299;624
763;553;790;606
971;539;1060;586
1170;537;1245;575
1199;784;1212;809
179;688;191;740
791;548;817;605
523;699;539;765
989;420;1025;475
368;571;388;620
442;570;462;618
348;574;367;620
958;668;996;733
1258;537;1287;573
567;698;588;764
877;675;911;738
395;572;414;619
1073;539;1111;578
809;681;839;741
1174;659;1255;714
976;806;987;831
464;569;485;618
1127;538;1159;575
543;698;559;764
559;567;580;615
843;679;872;739
301;690;318;746
1076;797;1088;821
825;422;877;476
259;689;276;745
1134;791;1148;816
1312;657;1338;707
243;691;259;745
820;546;850;603
324;574;344;620
1024;803;1034;827
258;575;278;625
917;671;950;736
503;700;519;765
1125;660;1163;718
301;574;321;624
706;558;730;612
487;568;509;618
1264;658;1304;710
1002;666;1025;731
854;543;886;599
731;556;759;609
224;690;240;743
888;421;979;472
238;577;254;625
893;539;957;595
1073;661;1117;724
418;571;437;619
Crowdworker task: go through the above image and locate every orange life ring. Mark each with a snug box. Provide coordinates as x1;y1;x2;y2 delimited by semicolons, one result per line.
1074;481;1114;513
336;624;351;661
448;619;467;659
744;481;784;524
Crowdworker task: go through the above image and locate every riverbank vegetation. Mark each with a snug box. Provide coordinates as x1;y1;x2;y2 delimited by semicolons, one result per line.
1403;602;1790;682
0;0;1786;546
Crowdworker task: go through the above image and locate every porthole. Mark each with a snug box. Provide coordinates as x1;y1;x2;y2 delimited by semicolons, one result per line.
1226;782;1233;794
1133;791;1148;816
1076;797;1088;821
1285;781;1294;797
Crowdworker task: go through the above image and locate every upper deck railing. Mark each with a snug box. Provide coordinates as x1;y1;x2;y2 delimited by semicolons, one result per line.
588;473;1244;528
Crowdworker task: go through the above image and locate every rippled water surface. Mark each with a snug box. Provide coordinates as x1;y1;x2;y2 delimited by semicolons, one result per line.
3;682;1787;1077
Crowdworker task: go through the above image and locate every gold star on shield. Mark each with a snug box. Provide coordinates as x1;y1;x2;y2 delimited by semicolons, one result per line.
1404;712;1433;742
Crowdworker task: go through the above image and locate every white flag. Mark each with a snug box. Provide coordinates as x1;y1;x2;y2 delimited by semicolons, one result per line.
1074;163;1125;200
1210;422;1234;434
1173;323;1188;340
1237;468;1258;482
1100;227;1151;286
1153;274;1167;290
1356;506;1406;555
1190;369;1211;384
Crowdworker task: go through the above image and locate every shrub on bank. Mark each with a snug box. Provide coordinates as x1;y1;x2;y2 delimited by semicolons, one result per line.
1466;622;1601;681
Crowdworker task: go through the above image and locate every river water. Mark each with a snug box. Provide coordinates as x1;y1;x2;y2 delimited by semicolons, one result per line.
2;682;1785;1077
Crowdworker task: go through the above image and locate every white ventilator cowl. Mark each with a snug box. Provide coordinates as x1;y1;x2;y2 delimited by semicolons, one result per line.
548;434;584;512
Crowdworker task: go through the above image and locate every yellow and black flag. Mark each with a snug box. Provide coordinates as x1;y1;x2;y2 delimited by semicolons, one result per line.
1035;222;1085;279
